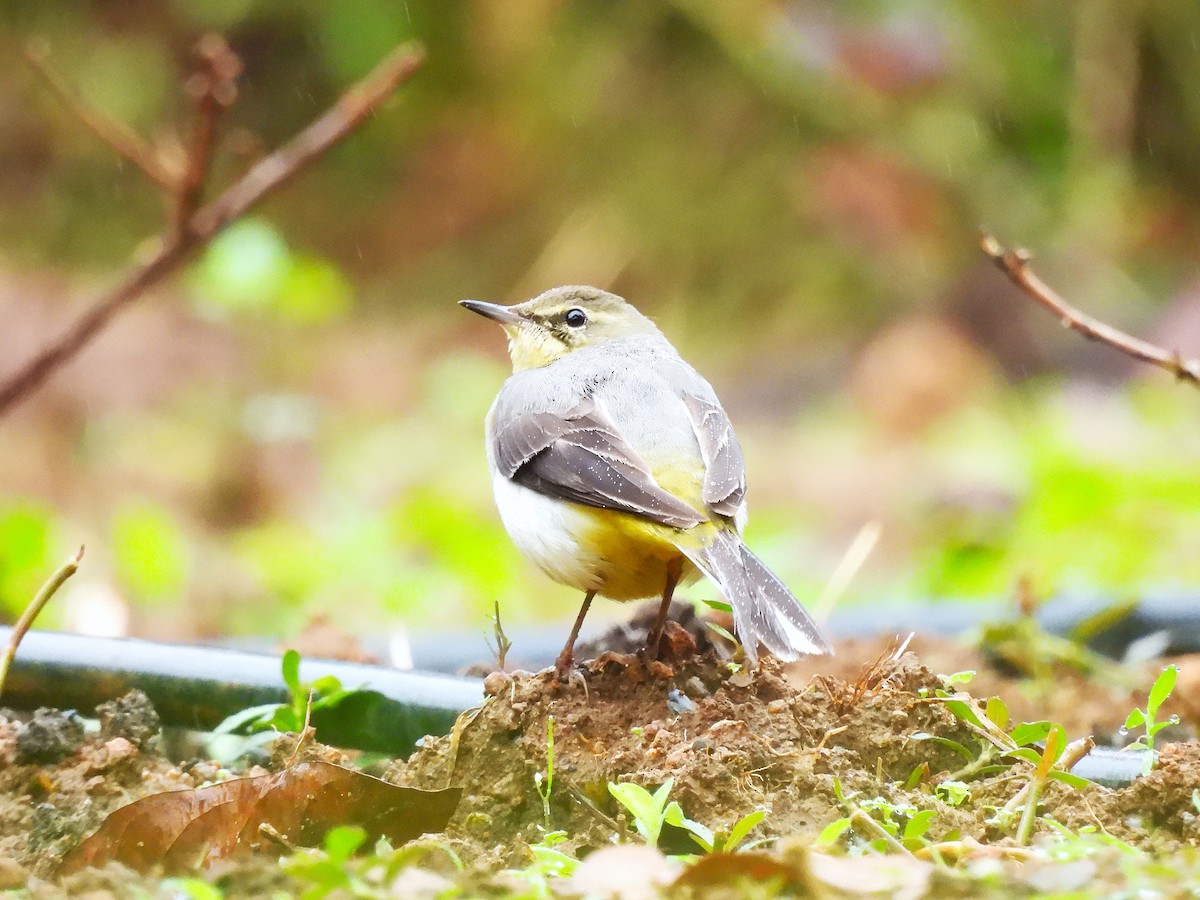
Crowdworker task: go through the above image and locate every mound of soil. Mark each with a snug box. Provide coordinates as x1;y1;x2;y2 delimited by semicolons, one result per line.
390;641;1200;867
392;650;984;858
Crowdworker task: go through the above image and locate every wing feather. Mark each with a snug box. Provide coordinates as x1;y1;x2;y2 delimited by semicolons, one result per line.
682;393;746;517
493;396;705;529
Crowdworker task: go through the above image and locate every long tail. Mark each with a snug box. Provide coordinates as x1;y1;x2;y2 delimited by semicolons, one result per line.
681;530;832;665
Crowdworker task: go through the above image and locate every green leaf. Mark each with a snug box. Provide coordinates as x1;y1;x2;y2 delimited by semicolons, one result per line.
609;782;665;847
1124;708;1146;729
985;697;1009;731
940;670;976;686
664;803;714;853
935;781;971;807
816;818;852;846
1048;770;1092;790
323;825;367;862
941;699;986;730
652;778;675;808
704;621;739;645
723;810;765;853
281;650;303;699
702;598;733;614
1004;748;1043;766
911;733;974;761
211;703;284;736
903;809;937;842
1147;666;1178;717
1009;721;1053;746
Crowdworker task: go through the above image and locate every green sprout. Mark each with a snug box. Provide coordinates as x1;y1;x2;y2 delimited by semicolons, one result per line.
1124;665;1179;763
213;649;356;737
534;716;555;823
607;778;763;854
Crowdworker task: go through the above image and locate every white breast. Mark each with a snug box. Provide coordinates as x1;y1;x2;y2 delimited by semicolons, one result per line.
491;473;605;592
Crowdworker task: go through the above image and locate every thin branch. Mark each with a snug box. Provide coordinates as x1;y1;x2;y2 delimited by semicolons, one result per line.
980;232;1200;386
0;42;425;418
23;41;177;190
0;546;84;701
174;34;242;231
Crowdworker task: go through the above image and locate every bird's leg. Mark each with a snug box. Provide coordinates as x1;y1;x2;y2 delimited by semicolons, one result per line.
555;590;596;681
645;557;684;661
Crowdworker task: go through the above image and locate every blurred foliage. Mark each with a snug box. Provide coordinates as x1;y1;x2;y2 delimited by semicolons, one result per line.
1;1;1199;646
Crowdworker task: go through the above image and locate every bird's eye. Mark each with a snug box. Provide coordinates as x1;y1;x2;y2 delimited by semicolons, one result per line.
564;308;587;328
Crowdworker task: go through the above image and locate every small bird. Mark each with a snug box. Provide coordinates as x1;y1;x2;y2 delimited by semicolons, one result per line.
461;286;832;678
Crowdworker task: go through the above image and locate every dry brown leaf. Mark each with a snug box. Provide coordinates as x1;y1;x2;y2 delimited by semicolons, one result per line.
59;760;460;874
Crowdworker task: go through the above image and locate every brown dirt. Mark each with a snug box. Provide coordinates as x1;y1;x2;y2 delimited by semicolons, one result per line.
3;632;1200;895
389;648;1027;859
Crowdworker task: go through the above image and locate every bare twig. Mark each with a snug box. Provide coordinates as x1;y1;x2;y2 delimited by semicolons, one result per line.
0;546;84;701
23;41;177;190
981;232;1200;386
0;42;425;418
174;34;242;230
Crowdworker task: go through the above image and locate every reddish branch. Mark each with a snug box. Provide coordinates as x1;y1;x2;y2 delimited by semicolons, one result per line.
981;232;1200;386
23;41;177;190
0;40;425;418
174;35;242;230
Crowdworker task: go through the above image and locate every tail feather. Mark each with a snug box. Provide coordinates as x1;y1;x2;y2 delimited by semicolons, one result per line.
681;531;832;665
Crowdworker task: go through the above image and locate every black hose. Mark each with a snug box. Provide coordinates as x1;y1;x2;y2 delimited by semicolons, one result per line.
0;628;482;754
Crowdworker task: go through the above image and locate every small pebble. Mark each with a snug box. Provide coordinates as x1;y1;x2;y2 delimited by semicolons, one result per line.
483;670;511;697
666;689;697;715
683;676;709;699
97;690;161;750
767;699;788;714
16;708;85;764
728;671;753;689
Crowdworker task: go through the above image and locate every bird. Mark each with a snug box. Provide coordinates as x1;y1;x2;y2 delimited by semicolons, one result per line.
461;286;832;679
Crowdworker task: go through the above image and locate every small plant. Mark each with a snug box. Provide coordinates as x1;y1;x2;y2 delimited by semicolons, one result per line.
214;650;358;736
935;781;971;807
503;831;578;898
609;778;690;849
208;650;363;761
487;599;513;670
818;779;941;855
607;778;762;854
534;716;555;822
283;826;464;899
1124;665;1179;764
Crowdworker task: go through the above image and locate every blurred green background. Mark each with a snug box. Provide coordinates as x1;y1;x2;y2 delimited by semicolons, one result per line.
1;1;1199;652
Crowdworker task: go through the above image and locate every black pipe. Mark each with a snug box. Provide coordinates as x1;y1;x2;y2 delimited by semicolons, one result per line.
0;628;482;754
396;591;1200;673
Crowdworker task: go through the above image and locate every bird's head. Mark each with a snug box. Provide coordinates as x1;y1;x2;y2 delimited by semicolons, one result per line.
460;286;660;371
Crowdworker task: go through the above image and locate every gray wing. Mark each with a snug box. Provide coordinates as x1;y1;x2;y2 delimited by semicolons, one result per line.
493;395;705;530
682;393;746;518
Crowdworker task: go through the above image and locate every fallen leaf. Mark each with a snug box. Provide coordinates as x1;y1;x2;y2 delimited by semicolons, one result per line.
59;761;460;874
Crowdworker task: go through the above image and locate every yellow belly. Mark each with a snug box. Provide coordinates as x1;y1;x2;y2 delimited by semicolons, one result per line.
576;507;703;601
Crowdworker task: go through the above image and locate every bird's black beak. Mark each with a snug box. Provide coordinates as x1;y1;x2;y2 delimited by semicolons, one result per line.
459;299;527;326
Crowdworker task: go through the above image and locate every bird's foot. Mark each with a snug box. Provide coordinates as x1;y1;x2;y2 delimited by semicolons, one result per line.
554;651;585;686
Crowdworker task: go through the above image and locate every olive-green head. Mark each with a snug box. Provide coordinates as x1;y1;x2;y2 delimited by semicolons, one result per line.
460;285;660;371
